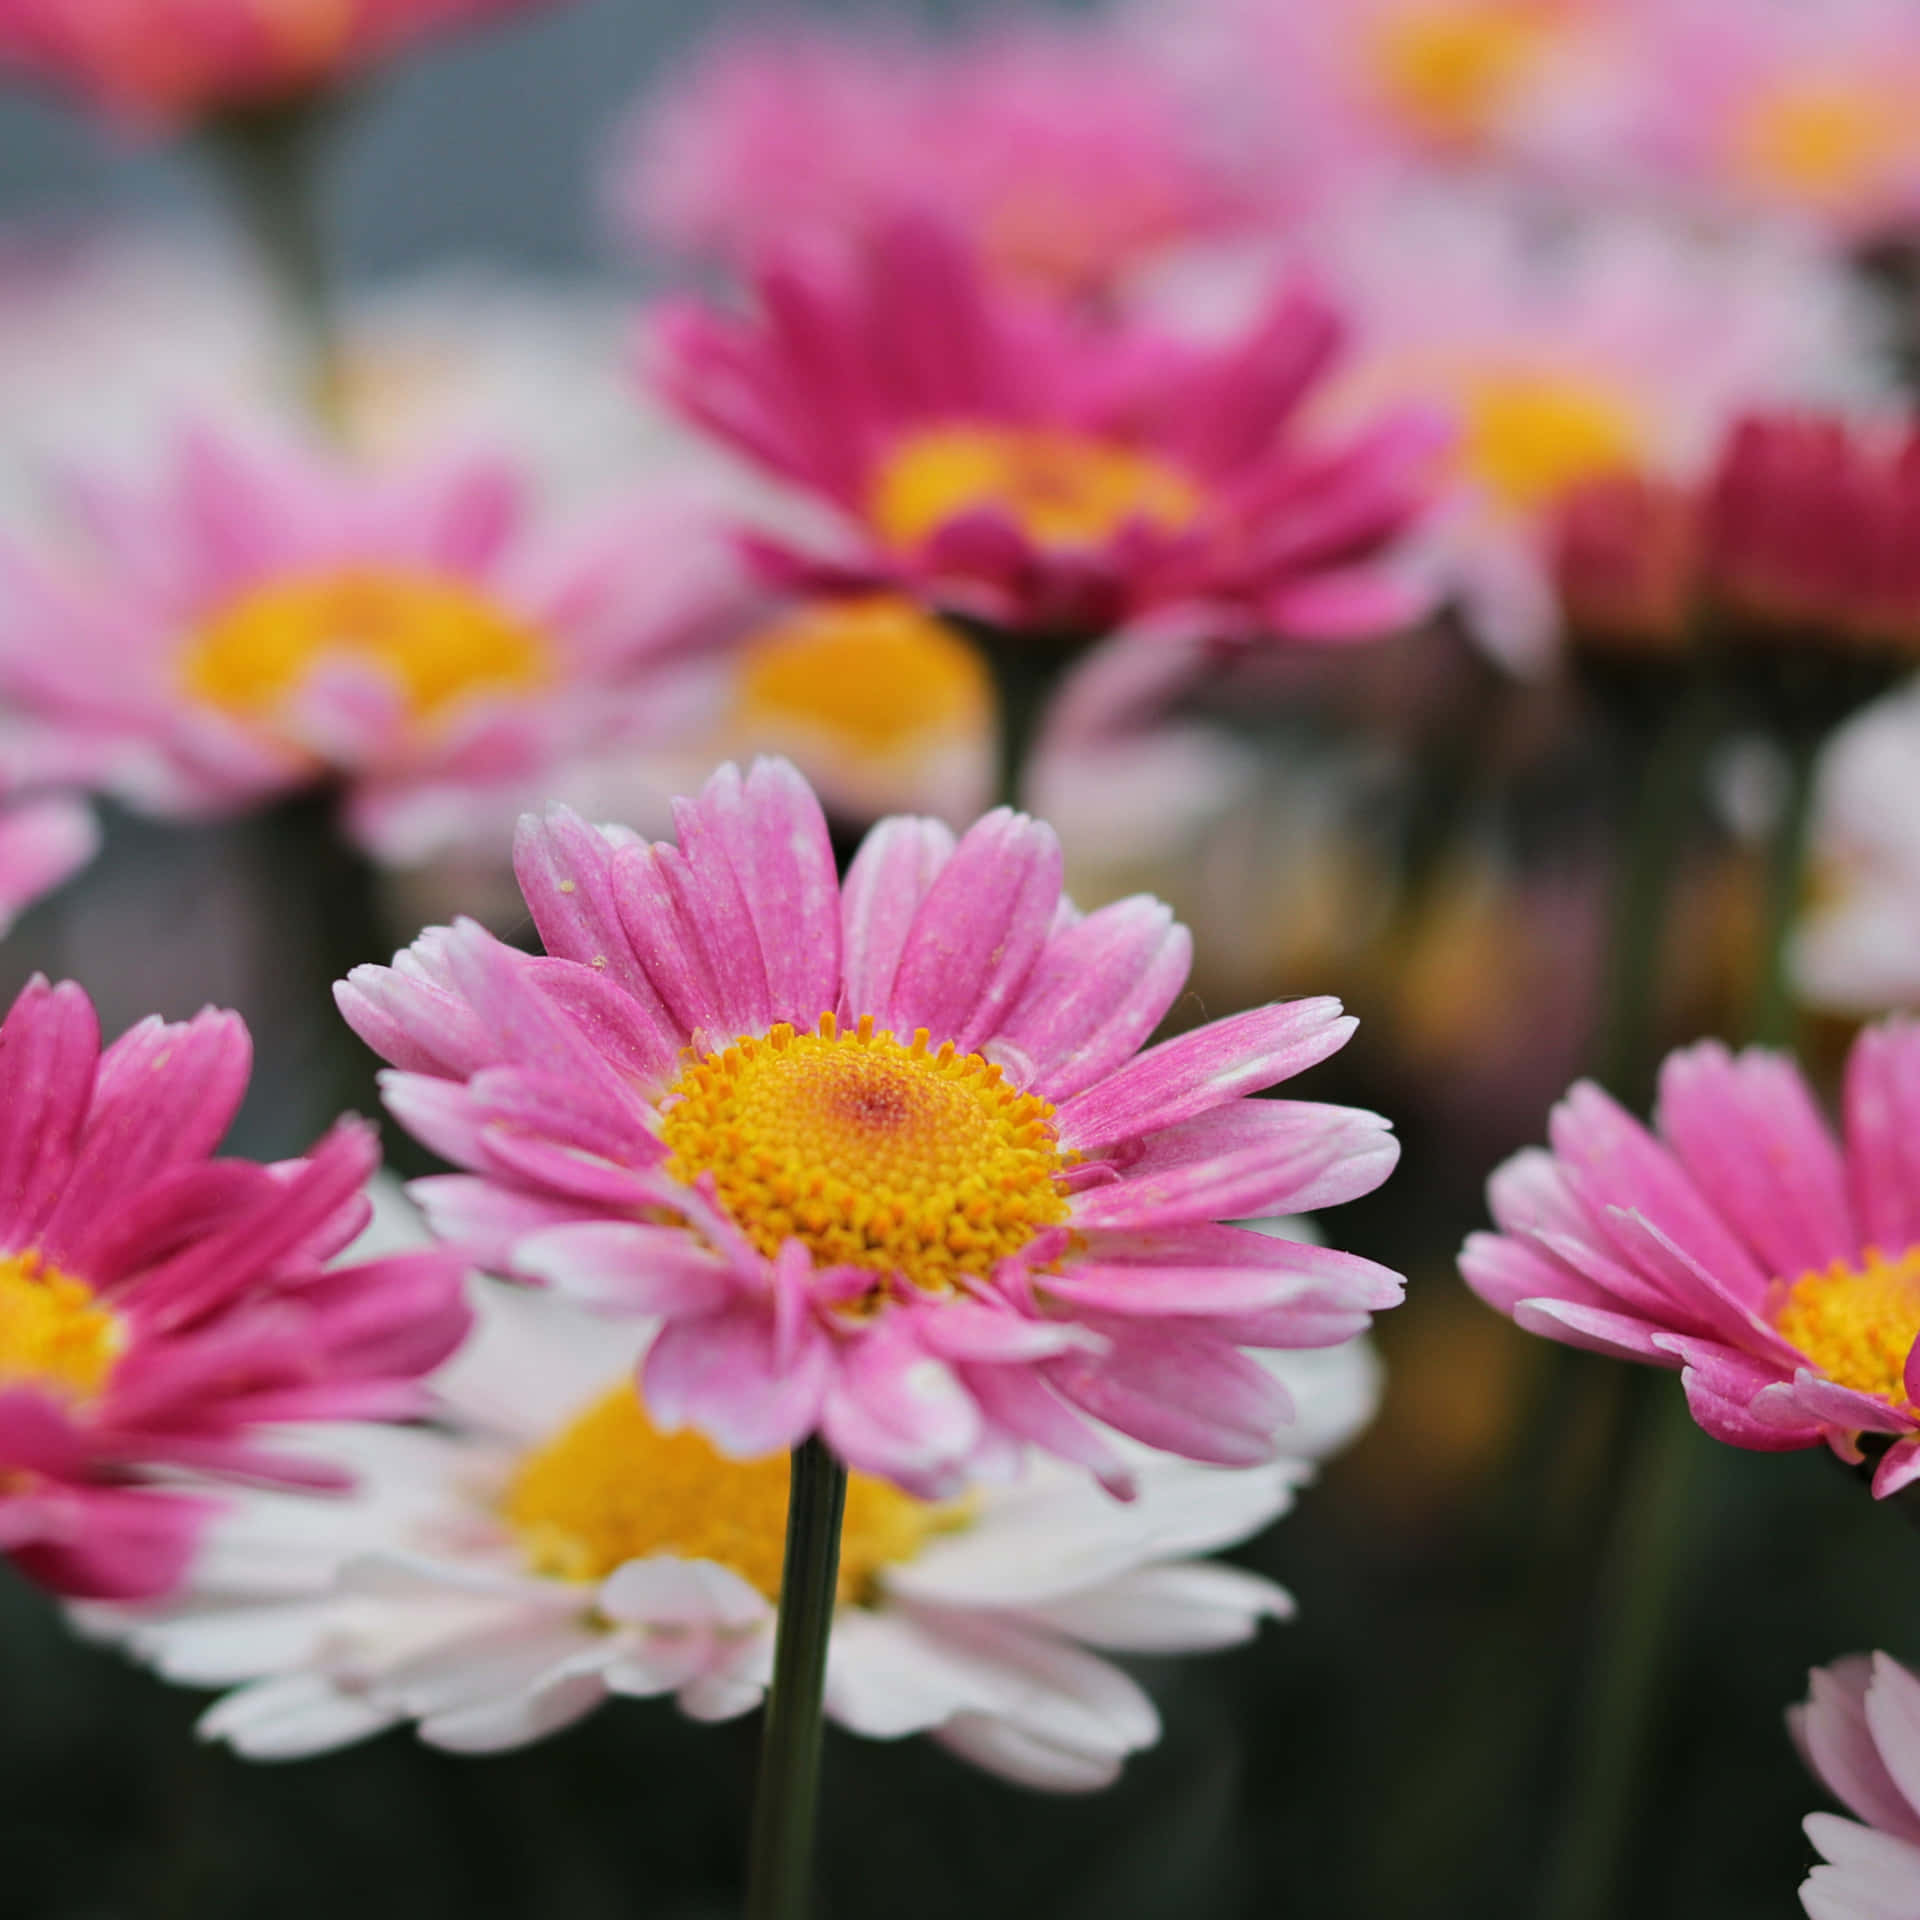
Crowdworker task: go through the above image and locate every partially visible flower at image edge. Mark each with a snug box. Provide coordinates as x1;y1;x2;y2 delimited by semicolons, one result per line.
0;974;471;1600
1461;1018;1920;1494
78;1274;1380;1786
339;755;1405;1497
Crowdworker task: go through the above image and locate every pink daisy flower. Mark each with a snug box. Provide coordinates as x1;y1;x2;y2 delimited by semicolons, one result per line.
0;792;98;934
612;14;1248;301
0;0;553;128
339;757;1405;1498
0;422;747;864
0;974;471;1601
1792;1653;1920;1920
650;215;1444;648
1461;1018;1920;1496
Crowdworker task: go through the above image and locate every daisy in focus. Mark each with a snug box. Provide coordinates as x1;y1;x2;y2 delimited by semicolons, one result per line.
1461;1017;1920;1495
339;757;1405;1497
650;215;1444;651
1792;1653;1920;1920
0;974;470;1601
0;0;551;128
0;423;747;864
614;12;1247;302
81;1275;1378;1785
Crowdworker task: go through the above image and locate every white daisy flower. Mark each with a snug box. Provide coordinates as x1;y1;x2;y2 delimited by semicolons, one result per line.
75;1268;1378;1792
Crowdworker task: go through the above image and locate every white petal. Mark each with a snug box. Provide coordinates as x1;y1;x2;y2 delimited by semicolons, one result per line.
1015;1562;1293;1653
198;1672;401;1761
598;1556;770;1631
932;1713;1126;1793
421;1672;611;1754
1802;1814;1920;1920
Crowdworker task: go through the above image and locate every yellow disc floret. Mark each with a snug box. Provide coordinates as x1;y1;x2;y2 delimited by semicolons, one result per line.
660;1013;1071;1292
0;1251;123;1403
1363;1;1553;149
1460;370;1643;513
1773;1246;1920;1406
179;567;549;737
1732;76;1916;209
733;595;990;760
870;425;1202;553
502;1385;964;1600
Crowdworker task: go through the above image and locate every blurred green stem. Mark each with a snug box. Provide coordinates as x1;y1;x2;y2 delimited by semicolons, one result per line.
745;1437;847;1920
953;619;1067;812
1751;730;1820;1049
202;100;344;432
1540;1383;1698;1920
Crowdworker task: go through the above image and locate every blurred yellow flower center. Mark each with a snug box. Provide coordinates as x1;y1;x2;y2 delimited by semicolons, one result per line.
0;1252;122;1403
1733;77;1915;205
1365;2;1551;147
502;1385;961;1600
661;1013;1070;1290
1773;1247;1920;1406
871;425;1202;552
180;568;549;733
1460;371;1642;513
734;596;989;759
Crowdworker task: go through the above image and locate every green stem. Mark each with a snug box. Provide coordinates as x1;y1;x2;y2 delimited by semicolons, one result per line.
201;100;344;433
745;1438;847;1920
948;618;1072;813
1540;1384;1698;1920
1751;730;1820;1049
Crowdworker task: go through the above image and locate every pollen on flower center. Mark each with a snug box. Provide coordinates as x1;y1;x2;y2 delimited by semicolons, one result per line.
0;1250;123;1403
1772;1246;1920;1405
870;424;1202;552
1461;371;1643;512
501;1385;964;1599
734;595;989;758
659;1013;1071;1290
179;567;550;733
1363;2;1549;147
1733;79;1912;202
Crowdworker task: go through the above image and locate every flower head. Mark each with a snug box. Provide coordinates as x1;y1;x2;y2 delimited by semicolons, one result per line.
0;975;471;1600
79;1273;1376;1783
340;757;1404;1497
651;216;1443;648
0;0;552;127
613;14;1247;301
1792;1653;1920;1920
1461;1018;1920;1495
0;423;746;863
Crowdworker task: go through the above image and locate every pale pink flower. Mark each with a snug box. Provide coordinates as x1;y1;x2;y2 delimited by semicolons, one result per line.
612;13;1248;301
0;793;97;933
339;757;1405;1498
0;975;471;1601
0;0;553;128
1792;1654;1920;1919
651;215;1444;652
0;422;748;864
1461;1018;1920;1495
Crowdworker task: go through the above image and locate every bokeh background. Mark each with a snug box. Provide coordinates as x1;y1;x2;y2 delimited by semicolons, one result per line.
3;2;1918;1916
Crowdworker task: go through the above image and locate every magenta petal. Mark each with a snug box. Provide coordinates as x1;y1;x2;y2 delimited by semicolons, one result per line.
1511;1298;1677;1364
1873;1438;1920;1498
1844;1019;1920;1260
0;976;99;1248
839;814;958;1018
641;1302;831;1457
4;1481;213;1601
956;1361;1135;1497
885;808;1063;1053
404;1175;595;1264
1056;999;1354;1150
515;1222;739;1317
819;1320;981;1486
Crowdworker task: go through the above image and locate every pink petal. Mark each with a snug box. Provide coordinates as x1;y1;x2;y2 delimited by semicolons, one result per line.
0;976;98;1248
839;815;959;1018
515;1221;740;1318
641;1300;831;1458
1845;1019;1920;1261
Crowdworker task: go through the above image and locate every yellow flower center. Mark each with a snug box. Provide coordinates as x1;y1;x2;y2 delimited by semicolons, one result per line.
1731;76;1917;206
1773;1246;1920;1406
178;567;549;738
1364;1;1553;148
1460;371;1643;513
501;1385;961;1600
733;596;989;761
0;1251;123;1404
660;1014;1071;1292
869;425;1202;553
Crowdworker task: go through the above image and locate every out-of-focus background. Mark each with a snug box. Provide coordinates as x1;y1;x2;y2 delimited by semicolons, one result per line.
4;1;1920;1915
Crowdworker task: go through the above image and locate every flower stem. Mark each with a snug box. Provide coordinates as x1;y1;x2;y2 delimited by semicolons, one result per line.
745;1437;848;1920
201;100;345;433
1750;729;1820;1049
1540;1382;1698;1920
947;618;1071;812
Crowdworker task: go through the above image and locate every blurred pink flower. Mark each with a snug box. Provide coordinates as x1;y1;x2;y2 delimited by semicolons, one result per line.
339;757;1405;1499
651;216;1444;649
611;13;1247;300
0;975;471;1600
0;0;552;127
1462;1019;1920;1495
0;423;749;863
0;793;97;933
1792;1653;1920;1920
